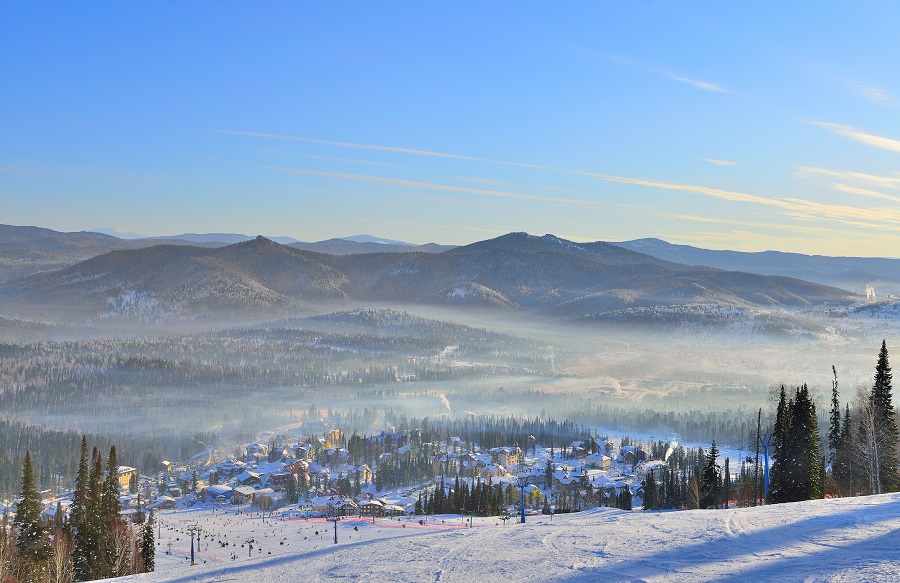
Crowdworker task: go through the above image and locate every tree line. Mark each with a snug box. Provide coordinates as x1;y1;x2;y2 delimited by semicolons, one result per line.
0;418;211;500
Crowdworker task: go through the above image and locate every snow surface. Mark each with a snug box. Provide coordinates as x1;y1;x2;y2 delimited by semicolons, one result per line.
116;493;900;582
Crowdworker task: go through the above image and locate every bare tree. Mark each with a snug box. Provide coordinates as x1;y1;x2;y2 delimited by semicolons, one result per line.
0;519;17;583
256;494;274;523
109;523;136;578
857;388;881;495
49;531;74;583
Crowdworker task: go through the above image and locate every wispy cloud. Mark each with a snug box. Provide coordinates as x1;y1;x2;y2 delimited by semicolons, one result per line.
783;197;900;225
225;130;900;229
456;177;515;188
794;166;900;190
831;183;900;204
793;166;900;203
673;214;832;235
593;52;729;93
251;149;399;166
213;129;485;162
351;218;505;237
846;82;892;105
264;167;629;207
655;69;729;93
703;158;736;166
808;121;900;153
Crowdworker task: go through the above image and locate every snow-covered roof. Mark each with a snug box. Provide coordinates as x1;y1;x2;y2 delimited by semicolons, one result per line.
207;485;233;496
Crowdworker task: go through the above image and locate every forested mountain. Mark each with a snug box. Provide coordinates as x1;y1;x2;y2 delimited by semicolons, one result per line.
0;232;858;323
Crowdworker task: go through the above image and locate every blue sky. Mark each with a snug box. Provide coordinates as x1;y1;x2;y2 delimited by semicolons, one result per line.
2;2;900;255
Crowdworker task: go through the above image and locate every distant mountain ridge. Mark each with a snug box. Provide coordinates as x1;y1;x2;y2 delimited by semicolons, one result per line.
0;231;858;324
0;224;454;283
614;238;900;295
147;233;302;245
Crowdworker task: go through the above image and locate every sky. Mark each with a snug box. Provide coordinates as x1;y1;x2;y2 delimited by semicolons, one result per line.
2;2;900;256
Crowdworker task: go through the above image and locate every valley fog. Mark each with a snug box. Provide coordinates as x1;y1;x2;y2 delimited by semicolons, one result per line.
1;303;896;482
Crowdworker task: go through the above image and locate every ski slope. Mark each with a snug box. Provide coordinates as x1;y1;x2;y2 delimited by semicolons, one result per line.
117;493;900;583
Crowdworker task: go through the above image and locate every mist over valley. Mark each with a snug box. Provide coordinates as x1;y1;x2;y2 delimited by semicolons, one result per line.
0;224;897;501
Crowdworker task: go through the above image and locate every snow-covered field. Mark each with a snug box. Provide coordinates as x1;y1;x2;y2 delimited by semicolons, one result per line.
117;493;900;583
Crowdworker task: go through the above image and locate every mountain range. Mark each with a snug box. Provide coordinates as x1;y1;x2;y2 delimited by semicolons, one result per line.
0;228;860;324
0;225;453;284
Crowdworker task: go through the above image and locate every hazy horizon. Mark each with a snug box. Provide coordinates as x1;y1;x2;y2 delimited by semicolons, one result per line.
3;4;900;256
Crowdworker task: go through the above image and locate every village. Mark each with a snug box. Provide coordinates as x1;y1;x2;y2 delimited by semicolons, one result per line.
1;423;674;540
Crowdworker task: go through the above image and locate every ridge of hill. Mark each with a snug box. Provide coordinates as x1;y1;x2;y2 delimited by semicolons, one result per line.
0;233;858;324
615;238;900;295
0;224;454;282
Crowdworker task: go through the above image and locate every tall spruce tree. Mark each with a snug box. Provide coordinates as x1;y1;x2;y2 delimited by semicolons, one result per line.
700;441;721;508
642;471;657;511
14;451;51;582
871;340;899;492
771;385;823;503
71;436;95;582
617;486;632;510
722;458;731;508
789;384;823;501
87;447;104;580
828;366;842;469
101;446;126;578
140;511;155;573
769;386;789;503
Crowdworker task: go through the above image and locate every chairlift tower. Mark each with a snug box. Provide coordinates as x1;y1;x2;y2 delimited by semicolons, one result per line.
243;537;255;558
186;524;201;566
326;505;341;544
517;475;529;524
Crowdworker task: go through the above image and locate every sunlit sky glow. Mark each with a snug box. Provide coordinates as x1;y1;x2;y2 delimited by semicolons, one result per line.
2;2;900;255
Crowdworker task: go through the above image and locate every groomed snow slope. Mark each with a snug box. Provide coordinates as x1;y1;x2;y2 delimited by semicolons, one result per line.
117;493;900;583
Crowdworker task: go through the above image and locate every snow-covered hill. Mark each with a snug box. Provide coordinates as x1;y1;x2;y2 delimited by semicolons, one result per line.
118;494;900;583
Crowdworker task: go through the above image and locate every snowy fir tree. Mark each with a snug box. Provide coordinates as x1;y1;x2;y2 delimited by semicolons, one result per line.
71;437;96;582
828;366;842;474
700;441;721;508
769;385;822;503
870;340;899;493
14;451;51;582
642;470;657;511
140;511;155;573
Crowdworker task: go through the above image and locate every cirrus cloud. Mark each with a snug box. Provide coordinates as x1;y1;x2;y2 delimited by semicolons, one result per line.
809;121;900;153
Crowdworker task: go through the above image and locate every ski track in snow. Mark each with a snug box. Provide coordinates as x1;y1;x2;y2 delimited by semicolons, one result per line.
114;494;900;583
